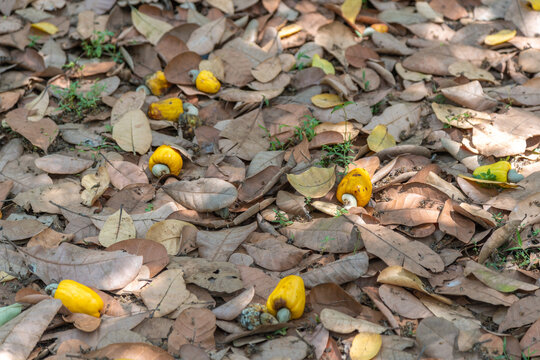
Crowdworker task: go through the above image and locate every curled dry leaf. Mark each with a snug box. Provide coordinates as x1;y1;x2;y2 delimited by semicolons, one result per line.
379;284;433;319
145;219;198;256
110;91;146;126
98;209;137;248
320;308;387;334
377;265;452;305
212;286;255;320
416;317;459;359
63;313;101;333
242;234;308;271
163;178;238;212
164;51;202;85
301;252;369;288
287;166;336;198
140;269;191;318
367;124;396;152
131;7;172;45
106;238;169;278
81;166;110;206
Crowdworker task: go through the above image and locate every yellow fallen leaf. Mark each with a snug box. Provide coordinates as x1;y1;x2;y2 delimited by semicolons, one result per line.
528;0;540;10
367;124;396;152
458;174;520;189
311;93;343;108
377;265;452;305
350;333;382;360
484;29;517;46
278;24;303;38
31;22;59;35
312;54;335;75
0;271;15;283
287;166;336;198
341;0;362;24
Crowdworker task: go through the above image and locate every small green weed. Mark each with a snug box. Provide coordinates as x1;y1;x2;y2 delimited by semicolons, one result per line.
493;337;536;359
145;203;154;212
433;94;446;104
82;31;123;63
294;52;310;70
318;140;354;172
53;81;105;119
492;212;505;227
259;115;320;151
28;35;41;49
361;70;370;91
320;236;334;254
334;208;349;217
444;112;471;129
371;101;383;115
271;209;293;227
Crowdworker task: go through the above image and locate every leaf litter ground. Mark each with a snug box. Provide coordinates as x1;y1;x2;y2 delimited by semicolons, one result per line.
0;0;540;359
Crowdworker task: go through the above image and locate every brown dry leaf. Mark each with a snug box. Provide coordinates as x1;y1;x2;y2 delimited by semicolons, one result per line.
219;88;284;103
377;266;452;304
169;257;243;294
320;308;387;334
219;109;270;160
520;318;540;356
243;233;308;271
251;56;282;83
276;190;308;216
301;252;369;288
110;91;146;126
436;276;518;306
416;317;459;359
98;209;137;248
112;109;152;155
164;51;202;85
448;61;497;83
131;7;173;45
140;269;190;318
34;154;93;175
363;103;422;141
0;298;62;360
63;313;101;333
12;181;80;214
83;343;173;360
212;48;254;87
463;260;538;293
105;184;155;214
499;296;540;332
379;284;433;319
212;286;254;321
187;17;226;55
196;222;257;261
20;242;142;290
5;108;58;152
251;336;310;360
315;22;357;66
106;161;149;190
25;89;49;122
308;283;366;317
163;178;237;212
287;166;336;198
106;238;169;278
81;166;110;206
431;103;491;129
145;219;198;255
471;123;527;157
28;227;73;248
281;216;362;253
0;219;48;241
478;221;521;264
437;199;475;244
168;308;216;354
441;81;497;111
359;224;444;278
